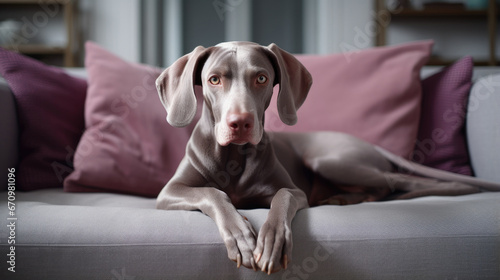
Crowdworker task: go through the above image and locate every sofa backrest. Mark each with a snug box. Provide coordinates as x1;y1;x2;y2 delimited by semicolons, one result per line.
466;73;500;183
1;68;499;188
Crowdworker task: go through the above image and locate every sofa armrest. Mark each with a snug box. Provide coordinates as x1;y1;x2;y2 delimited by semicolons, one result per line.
0;76;18;189
467;73;500;183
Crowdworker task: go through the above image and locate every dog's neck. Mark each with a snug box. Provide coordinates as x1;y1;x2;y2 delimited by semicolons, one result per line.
185;103;275;190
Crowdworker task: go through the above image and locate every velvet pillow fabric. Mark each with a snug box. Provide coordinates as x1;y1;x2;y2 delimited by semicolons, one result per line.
64;42;198;197
0;47;87;191
414;56;474;175
265;41;433;158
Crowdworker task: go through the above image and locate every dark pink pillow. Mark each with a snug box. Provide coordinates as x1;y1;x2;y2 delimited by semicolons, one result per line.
265;41;433;158
0;47;87;191
412;56;474;175
64;42;199;197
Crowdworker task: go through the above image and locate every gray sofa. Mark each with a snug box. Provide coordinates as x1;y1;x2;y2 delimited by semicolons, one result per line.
1;67;499;280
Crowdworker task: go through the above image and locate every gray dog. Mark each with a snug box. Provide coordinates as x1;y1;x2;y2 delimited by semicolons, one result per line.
155;41;500;274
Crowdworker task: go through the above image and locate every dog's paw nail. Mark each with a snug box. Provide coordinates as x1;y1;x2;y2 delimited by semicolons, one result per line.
255;253;262;263
283;254;288;270
236;253;241;268
251;257;257;271
268;261;274;275
261;261;268;272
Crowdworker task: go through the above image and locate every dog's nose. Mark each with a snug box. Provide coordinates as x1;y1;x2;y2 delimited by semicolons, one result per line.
227;112;254;132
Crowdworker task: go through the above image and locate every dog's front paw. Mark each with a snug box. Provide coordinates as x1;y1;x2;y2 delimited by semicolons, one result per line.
218;213;258;270
253;217;292;274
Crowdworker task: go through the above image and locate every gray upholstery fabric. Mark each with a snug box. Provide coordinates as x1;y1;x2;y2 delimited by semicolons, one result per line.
1;189;499;279
467;74;500;183
0;77;18;191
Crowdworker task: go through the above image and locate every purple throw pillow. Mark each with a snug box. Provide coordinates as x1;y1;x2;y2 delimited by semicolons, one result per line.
413;56;473;175
0;47;87;190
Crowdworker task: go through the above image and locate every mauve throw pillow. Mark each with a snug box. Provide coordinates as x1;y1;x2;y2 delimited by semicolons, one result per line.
0;47;87;190
413;56;474;175
64;42;199;197
265;41;433;158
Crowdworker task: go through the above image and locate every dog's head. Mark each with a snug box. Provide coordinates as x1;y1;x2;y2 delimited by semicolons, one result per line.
156;41;312;146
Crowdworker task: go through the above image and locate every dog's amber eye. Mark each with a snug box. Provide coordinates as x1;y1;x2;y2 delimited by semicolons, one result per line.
209;76;221;85
257;75;267;84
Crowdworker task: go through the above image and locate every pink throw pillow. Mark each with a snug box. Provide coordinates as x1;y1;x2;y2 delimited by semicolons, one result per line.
0;47;87;191
265;41;433;158
64;42;199;197
413;56;473;175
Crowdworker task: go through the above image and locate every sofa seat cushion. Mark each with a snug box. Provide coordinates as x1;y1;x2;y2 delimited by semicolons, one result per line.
1;189;498;280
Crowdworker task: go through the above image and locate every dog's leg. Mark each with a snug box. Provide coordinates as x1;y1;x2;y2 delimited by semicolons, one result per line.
157;159;259;270
158;183;258;270
253;186;308;274
307;154;481;201
380;173;481;199
375;145;500;192
284;132;480;202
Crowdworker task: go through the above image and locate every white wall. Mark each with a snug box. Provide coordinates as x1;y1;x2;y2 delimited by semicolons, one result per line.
79;0;140;63
75;0;376;63
76;0;376;64
307;0;375;54
76;0;497;64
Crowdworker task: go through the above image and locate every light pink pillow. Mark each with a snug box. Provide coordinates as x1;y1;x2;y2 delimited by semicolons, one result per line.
64;42;199;197
265;41;433;158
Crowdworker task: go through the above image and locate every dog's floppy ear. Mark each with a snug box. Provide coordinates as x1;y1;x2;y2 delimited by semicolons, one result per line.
266;43;312;126
156;46;211;127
